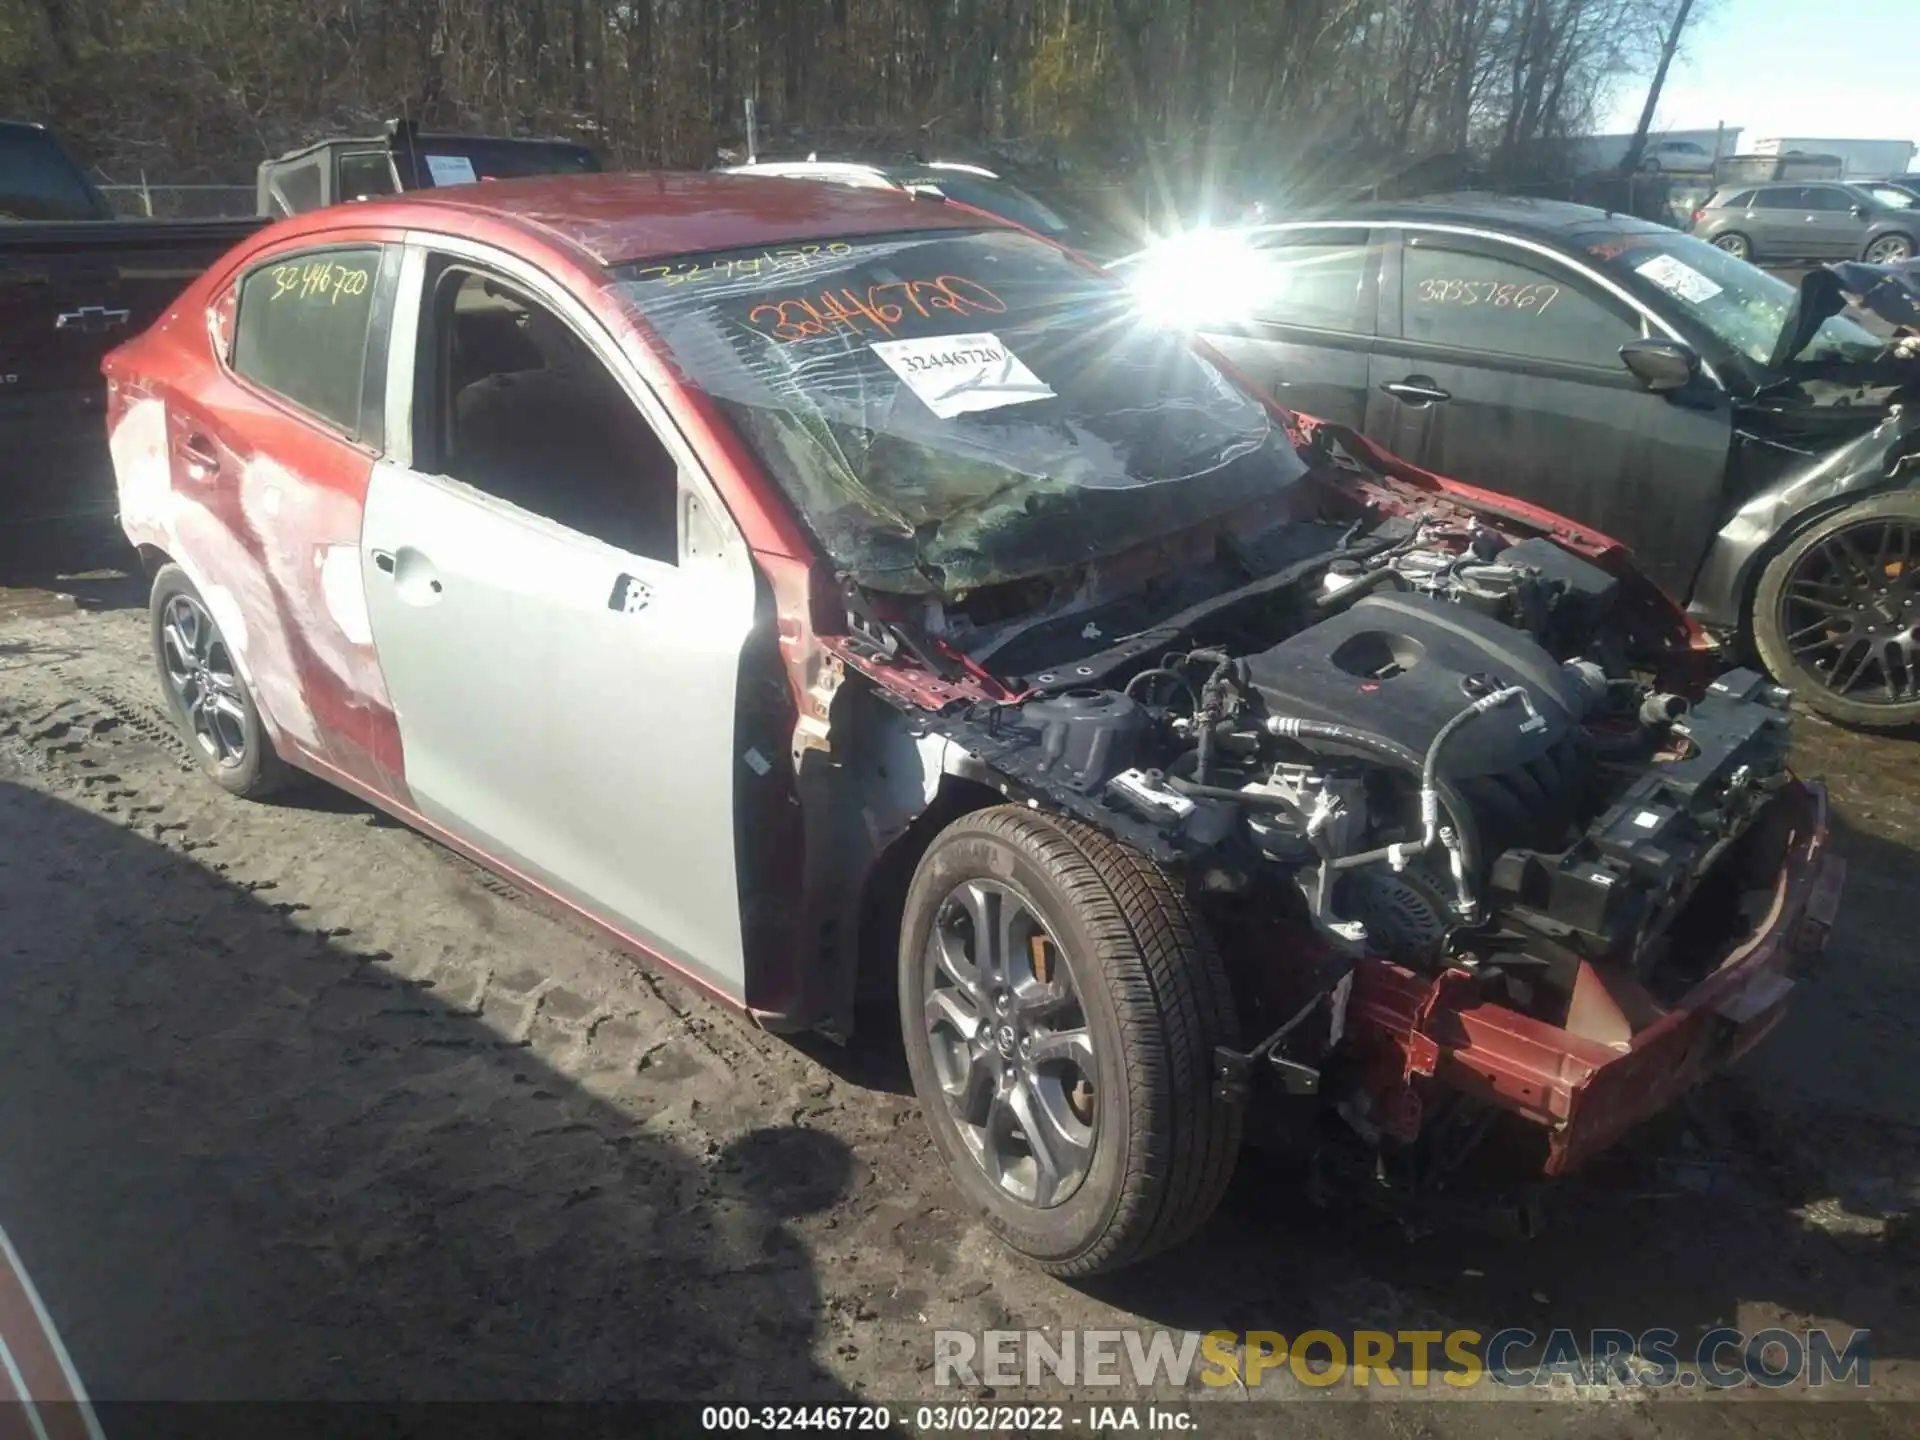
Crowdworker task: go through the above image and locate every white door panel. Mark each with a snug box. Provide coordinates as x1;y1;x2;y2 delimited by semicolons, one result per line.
361;459;757;997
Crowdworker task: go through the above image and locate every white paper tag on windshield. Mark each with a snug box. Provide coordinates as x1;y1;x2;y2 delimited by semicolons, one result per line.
869;332;1055;419
423;154;479;187
1635;253;1723;304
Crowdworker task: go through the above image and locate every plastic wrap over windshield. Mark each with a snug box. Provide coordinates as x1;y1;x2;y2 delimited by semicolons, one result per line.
614;230;1304;594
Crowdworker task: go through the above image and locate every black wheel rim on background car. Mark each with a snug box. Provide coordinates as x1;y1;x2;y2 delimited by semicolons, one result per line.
1777;515;1919;706
159;593;251;768
921;879;1096;1209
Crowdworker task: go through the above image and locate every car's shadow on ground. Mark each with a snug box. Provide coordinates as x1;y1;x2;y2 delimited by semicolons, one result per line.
0;776;859;1402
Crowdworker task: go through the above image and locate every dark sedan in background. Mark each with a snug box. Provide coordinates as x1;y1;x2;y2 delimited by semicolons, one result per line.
1117;194;1920;727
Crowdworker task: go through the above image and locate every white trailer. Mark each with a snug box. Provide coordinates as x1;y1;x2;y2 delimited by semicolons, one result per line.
1750;137;1918;178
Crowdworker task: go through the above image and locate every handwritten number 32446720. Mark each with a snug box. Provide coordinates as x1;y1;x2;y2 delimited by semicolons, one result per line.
1416;278;1560;314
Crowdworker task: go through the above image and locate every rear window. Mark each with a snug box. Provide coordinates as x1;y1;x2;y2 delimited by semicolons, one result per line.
0;129;107;221
1721;190;1756;209
232;247;382;436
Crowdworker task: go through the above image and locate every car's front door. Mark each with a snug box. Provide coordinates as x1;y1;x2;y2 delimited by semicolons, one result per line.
1367;229;1735;600
1194;225;1380;429
360;242;761;998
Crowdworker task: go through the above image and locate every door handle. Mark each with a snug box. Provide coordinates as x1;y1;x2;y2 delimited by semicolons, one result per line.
1380;377;1452;406
376;547;444;604
179;433;221;480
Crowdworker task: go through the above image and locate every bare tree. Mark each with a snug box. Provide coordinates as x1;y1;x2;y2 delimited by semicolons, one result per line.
1621;0;1697;173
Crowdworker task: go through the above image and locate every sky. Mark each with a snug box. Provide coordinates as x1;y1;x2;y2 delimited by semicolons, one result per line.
1602;0;1917;167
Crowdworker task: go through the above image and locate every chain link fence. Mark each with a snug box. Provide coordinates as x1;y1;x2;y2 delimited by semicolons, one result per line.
97;183;257;219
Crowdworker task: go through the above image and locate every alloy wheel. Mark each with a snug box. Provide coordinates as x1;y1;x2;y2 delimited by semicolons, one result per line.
1777;516;1918;706
1714;234;1749;259
1865;235;1914;264
921;879;1096;1209
159;593;251;768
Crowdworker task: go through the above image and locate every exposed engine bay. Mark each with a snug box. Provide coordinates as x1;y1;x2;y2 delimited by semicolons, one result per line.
884;502;1798;1032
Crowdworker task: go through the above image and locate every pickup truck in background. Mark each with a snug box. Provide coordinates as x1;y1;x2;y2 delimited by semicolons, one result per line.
2;120;264;525
256;120;602;216
3;119;602;527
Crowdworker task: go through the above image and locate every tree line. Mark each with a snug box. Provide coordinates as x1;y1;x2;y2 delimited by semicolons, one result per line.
7;0;1701;205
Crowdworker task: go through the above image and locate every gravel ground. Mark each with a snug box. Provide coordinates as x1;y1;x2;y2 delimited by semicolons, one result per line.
1;526;1916;1431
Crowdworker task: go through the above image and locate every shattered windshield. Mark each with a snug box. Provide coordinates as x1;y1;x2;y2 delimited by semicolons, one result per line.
614;229;1304;594
1578;228;1883;368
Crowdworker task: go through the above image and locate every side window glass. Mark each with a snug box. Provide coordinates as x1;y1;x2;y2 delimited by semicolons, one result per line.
1803;188;1849;212
1751;188;1796;210
232;247;381;437
1725;190;1756;209
426;267;680;565
268;158;324;216
1402;243;1637;368
337;151;396;202
1251;236;1371;332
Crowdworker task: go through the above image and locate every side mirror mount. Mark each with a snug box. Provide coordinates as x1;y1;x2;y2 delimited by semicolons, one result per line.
1620;337;1702;393
1851;204;1869;219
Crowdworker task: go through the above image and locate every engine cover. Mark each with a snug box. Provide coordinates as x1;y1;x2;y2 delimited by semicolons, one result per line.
1244;592;1585;779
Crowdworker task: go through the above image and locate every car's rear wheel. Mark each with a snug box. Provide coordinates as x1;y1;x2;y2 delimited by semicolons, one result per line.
1865;233;1915;264
1751;491;1920;730
898;806;1240;1275
150;564;293;797
1713;232;1752;261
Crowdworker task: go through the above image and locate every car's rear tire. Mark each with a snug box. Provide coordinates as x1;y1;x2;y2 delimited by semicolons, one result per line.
150;563;294;798
1751;491;1920;731
1713;232;1752;261
898;806;1241;1276
1865;233;1914;264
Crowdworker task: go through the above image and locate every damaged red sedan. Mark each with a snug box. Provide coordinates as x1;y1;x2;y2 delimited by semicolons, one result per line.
102;174;1843;1275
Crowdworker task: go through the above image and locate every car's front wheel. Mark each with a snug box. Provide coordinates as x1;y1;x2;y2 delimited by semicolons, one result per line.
1751;491;1920;730
898;807;1241;1276
1713;231;1752;261
150;563;293;797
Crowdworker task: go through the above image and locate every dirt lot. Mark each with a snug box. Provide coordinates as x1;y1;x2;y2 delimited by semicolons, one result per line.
1;525;1916;1431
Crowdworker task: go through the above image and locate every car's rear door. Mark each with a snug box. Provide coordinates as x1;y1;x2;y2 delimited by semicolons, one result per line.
1367;227;1735;600
1194;225;1380;429
1800;185;1865;257
1745;188;1803;258
138;234;407;794
359;237;760;1000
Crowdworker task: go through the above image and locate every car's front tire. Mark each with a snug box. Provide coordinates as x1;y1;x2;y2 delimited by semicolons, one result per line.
1751;491;1920;730
150;563;293;798
898;806;1241;1276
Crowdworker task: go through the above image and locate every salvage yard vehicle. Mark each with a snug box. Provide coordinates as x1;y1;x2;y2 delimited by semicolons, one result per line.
2;117;597;525
2;119;263;523
103;173;1842;1276
1117;194;1920;727
256;119;602;217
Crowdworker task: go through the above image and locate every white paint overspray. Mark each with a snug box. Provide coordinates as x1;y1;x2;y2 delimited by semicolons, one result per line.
238;456;389;708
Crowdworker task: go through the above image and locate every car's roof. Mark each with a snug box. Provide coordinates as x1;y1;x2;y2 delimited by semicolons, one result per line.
324;170;992;266
1338;191;1671;239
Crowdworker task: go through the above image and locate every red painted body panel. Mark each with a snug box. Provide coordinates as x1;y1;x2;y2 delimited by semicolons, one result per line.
304;171;984;266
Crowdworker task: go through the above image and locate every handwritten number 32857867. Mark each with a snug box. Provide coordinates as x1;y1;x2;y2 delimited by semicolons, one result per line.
1416;278;1560;314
